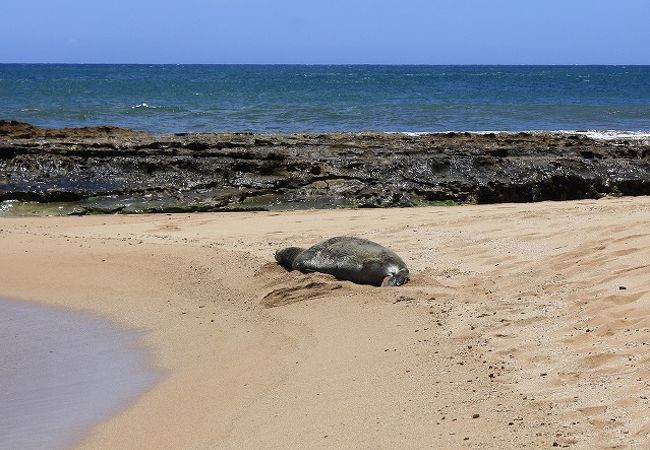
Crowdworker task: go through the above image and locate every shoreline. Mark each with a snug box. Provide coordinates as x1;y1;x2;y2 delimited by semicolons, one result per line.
0;296;161;450
389;129;650;140
1;197;649;448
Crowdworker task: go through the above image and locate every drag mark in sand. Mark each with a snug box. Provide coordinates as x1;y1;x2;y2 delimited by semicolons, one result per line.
0;298;162;450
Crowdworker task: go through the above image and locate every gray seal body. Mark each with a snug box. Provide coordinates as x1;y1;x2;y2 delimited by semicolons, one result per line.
275;236;410;287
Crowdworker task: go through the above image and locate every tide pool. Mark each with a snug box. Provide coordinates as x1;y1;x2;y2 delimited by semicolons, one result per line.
0;298;161;450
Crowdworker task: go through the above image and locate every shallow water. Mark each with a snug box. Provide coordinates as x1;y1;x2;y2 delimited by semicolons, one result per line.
0;298;161;450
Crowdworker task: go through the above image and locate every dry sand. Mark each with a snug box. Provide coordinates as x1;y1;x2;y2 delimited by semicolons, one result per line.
1;196;649;449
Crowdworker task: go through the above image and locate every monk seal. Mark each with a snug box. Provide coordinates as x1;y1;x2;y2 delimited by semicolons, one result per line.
275;236;410;287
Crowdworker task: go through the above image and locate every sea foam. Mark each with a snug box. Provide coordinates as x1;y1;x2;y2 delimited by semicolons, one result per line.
131;103;156;109
386;130;650;142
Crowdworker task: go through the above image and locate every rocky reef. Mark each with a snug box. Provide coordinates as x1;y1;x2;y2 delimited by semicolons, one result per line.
1;120;649;215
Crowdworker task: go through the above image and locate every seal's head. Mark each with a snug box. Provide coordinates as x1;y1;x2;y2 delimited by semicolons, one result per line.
275;247;304;271
382;267;410;287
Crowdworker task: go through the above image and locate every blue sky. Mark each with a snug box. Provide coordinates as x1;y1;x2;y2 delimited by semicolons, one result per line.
3;0;649;64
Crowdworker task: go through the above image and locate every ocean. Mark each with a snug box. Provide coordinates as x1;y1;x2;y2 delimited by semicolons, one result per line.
1;64;649;134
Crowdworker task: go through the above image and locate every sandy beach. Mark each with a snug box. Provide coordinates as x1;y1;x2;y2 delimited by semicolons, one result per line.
1;196;649;449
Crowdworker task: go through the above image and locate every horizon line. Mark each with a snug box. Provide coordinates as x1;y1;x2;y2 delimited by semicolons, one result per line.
2;62;650;67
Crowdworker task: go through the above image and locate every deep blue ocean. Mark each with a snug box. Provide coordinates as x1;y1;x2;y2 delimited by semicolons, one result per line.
1;64;649;133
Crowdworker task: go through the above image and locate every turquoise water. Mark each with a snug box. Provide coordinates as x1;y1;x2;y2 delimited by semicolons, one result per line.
1;64;650;133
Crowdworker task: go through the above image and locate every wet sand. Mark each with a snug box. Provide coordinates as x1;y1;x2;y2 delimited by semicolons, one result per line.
0;298;160;450
0;196;649;448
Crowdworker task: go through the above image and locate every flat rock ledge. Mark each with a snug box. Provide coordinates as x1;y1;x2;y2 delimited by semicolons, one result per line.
1;121;649;215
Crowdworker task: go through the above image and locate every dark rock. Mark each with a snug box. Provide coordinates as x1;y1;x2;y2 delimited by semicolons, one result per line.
1;121;650;215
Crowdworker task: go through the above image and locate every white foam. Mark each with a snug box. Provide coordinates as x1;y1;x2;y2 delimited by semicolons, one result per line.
385;130;650;141
130;103;157;109
0;200;17;214
385;130;530;137
572;130;650;141
385;131;430;137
